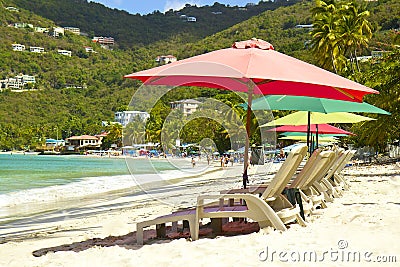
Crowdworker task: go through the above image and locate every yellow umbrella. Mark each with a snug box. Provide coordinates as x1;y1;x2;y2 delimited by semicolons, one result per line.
262;111;375;127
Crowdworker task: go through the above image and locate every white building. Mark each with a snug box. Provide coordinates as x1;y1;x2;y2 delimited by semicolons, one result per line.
155;55;177;65
52;27;64;37
295;24;313;29
1;78;23;89
58;49;72;57
66;135;102;148
170;99;201;116
12;44;25;51
1;74;35;90
187;17;197;22
14;23;33;28
92;36;114;45
16;74;35;84
30;46;44;53
64;27;80;35
114;111;150;127
6;7;19;12
84;46;94;53
34;27;48;33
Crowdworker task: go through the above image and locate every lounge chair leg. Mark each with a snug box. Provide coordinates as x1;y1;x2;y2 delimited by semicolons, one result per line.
320;201;328;209
172;221;178;232
296;214;307;227
188;217;199;241
137;224;144;245
183;220;189;229
156;223;166;238
210;218;223;235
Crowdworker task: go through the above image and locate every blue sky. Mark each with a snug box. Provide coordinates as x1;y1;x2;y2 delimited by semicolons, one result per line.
91;1;260;15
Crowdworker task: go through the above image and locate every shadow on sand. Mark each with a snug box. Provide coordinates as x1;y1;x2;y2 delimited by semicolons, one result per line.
32;221;260;257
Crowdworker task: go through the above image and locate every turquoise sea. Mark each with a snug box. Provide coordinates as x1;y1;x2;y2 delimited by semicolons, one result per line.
0;154;180;194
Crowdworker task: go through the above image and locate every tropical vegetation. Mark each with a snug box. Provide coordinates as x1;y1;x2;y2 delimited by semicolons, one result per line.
0;0;398;153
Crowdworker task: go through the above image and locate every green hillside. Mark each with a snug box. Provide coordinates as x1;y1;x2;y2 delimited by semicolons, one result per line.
9;0;302;48
0;0;398;151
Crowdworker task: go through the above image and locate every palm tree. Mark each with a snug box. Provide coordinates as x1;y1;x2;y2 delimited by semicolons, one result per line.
310;0;342;72
310;0;373;74
337;1;372;73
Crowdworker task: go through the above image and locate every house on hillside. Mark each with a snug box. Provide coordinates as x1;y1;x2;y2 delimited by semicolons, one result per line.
170;99;201;116
295;24;313;29
92;36;114;45
155;55;177;65
64;27;80;35
14;23;33;29
58;49;72;57
114;111;150;127
12;44;25;51
30;46;44;53
51;27;64;37
6;7;19;12
84;46;96;53
34;27;48;33
187;17;197;22
1;74;36;90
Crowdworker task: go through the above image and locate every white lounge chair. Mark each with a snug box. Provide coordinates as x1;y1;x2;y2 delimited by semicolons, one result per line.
136;145;308;245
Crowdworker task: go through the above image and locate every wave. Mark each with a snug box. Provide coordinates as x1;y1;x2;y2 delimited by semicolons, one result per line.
0;164;215;220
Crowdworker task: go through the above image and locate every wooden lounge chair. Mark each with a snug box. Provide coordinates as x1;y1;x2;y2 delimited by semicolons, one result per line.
136;192;305;245
289;149;337;210
329;150;355;190
220;145;309;220
136;145;308;245
312;149;352;201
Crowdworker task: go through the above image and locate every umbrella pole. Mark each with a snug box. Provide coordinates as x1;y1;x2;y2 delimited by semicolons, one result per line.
307;111;311;154
316;124;319;150
243;84;254;189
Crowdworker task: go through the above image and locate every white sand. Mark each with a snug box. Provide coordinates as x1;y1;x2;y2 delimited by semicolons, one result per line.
1;163;399;267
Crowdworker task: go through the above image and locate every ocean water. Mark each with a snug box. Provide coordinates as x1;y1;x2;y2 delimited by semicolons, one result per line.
0;154;203;220
0;154;180;194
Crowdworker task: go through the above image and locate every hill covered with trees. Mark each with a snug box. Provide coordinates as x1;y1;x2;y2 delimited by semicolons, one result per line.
0;0;398;152
10;0;303;48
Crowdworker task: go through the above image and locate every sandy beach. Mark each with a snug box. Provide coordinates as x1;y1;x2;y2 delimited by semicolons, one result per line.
0;162;399;266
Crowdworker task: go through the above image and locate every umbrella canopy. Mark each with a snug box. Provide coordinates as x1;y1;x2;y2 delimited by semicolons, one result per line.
279;136;338;142
280;132;349;137
268;124;354;135
262;111;375;127
248;95;390;114
125;39;378;102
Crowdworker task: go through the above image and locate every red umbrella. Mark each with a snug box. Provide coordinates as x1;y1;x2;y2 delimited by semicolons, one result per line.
267;124;354;135
125;39;377;101
124;38;378;188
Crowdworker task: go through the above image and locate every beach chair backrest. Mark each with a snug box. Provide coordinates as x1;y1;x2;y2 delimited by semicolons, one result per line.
324;149;346;180
336;150;356;173
289;148;321;189
261;144;308;200
296;150;337;189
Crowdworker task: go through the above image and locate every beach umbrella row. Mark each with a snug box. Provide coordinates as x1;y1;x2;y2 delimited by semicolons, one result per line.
124;38;380;188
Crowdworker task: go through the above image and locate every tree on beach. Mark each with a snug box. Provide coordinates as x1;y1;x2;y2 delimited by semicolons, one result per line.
348;49;400;150
310;0;373;73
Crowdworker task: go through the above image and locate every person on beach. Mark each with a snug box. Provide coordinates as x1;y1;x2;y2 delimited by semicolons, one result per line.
191;157;196;167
